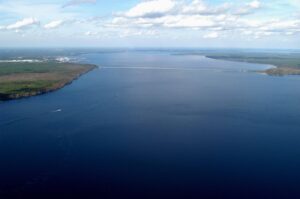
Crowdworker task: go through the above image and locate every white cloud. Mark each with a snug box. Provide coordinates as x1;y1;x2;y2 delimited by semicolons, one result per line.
0;0;298;47
0;1;78;22
248;0;261;9
234;0;261;15
181;0;230;15
85;31;99;36
252;31;274;39
124;0;176;18
242;30;253;35
235;19;300;40
203;32;219;38
110;14;217;29
163;15;216;28
44;20;64;29
6;18;39;30
63;0;97;8
119;29;158;38
261;20;300;32
106;0;300;42
110;1;239;30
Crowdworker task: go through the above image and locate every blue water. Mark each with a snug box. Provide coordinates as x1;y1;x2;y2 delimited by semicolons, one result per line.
1;51;300;199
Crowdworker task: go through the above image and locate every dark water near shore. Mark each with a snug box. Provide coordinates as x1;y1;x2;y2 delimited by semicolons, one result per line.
1;51;300;199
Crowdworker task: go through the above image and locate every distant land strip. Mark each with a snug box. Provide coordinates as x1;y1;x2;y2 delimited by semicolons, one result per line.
205;55;300;76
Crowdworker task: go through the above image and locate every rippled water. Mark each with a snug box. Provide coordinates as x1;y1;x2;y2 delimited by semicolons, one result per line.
1;51;300;199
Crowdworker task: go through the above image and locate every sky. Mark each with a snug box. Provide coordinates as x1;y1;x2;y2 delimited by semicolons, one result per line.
0;0;299;48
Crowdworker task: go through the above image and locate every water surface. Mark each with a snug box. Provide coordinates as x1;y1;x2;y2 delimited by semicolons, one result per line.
1;51;300;199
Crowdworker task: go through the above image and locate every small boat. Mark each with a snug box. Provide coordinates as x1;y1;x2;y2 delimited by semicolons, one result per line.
52;109;62;113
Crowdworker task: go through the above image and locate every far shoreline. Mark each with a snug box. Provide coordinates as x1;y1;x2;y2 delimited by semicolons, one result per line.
205;55;300;76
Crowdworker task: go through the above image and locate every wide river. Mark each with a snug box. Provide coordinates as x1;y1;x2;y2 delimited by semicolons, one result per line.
1;51;300;199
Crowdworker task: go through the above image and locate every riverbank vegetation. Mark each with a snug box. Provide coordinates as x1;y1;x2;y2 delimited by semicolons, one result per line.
0;62;96;101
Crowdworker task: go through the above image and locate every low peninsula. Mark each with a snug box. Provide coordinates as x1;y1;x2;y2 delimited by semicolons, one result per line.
205;52;300;76
0;62;97;101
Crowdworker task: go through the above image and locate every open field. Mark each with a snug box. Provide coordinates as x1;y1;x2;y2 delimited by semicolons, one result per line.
0;62;96;100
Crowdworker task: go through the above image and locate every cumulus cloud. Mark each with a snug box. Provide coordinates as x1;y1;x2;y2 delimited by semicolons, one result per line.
237;18;300;39
6;18;39;30
123;0;176;18
0;0;298;45
112;0;232;30
181;0;230;15
120;0;231;18
234;0;261;15
63;0;97;8
111;0;224;30
44;20;64;29
110;14;217;29
259;20;300;33
104;0;300;41
162;15;216;28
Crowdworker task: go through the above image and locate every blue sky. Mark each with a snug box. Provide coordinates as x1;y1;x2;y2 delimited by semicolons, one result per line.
0;0;299;48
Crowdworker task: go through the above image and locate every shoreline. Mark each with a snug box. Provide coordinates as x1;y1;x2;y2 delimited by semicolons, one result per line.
0;63;97;101
263;67;300;76
205;56;300;76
